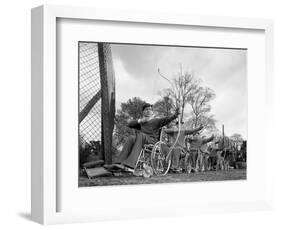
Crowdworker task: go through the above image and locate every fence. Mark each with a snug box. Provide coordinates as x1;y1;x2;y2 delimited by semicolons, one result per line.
79;42;115;164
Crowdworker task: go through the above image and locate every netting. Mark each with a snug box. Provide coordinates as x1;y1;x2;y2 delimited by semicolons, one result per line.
79;42;115;164
79;42;102;144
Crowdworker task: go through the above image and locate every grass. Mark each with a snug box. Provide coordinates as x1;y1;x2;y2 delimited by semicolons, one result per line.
79;169;246;187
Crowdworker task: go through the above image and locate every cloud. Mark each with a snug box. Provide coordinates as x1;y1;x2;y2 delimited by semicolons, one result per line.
114;58;159;105
111;44;247;138
112;45;163;79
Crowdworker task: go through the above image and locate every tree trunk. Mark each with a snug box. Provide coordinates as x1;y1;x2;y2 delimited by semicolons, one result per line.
181;104;185;123
194;115;198;128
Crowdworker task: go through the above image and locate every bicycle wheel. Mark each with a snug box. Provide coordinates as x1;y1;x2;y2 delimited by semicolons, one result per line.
151;141;171;176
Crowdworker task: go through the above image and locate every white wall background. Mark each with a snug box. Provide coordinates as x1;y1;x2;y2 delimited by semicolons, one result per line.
0;0;280;229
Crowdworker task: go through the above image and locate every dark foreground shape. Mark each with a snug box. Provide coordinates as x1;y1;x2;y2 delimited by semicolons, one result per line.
79;169;246;187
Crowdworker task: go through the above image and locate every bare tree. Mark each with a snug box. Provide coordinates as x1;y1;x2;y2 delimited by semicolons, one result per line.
186;113;218;134
188;86;216;128
158;68;197;123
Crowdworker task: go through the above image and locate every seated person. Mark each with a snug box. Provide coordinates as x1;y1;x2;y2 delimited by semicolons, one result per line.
109;103;179;170
187;131;214;172
207;143;219;170
199;138;212;171
164;123;204;173
214;137;233;170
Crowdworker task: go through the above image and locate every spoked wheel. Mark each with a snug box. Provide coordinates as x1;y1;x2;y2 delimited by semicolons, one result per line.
151;141;171;176
184;153;193;174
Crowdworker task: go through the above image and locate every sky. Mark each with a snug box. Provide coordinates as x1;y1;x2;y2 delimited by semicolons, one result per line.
111;44;247;138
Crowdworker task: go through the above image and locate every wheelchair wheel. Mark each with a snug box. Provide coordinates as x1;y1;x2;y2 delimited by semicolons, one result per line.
151;141;171;176
184;153;192;174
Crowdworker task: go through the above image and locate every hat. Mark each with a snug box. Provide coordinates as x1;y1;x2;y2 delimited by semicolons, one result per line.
142;103;153;111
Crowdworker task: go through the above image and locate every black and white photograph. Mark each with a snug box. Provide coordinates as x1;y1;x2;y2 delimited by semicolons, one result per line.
78;42;247;187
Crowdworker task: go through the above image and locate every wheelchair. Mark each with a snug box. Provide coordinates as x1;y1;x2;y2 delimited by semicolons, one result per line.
183;147;209;173
134;128;172;177
134;128;195;177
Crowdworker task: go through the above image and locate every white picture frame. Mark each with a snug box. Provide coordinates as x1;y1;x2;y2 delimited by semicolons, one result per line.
31;5;274;225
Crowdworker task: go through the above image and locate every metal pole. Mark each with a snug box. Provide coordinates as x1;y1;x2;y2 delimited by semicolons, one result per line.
222;125;224;147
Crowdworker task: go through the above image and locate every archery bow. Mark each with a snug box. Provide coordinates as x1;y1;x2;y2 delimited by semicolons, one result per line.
157;68;182;163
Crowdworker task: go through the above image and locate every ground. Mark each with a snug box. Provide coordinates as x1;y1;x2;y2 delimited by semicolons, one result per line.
79;169;246;187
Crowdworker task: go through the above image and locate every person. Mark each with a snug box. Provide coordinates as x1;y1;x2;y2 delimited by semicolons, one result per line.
214;136;233;170
207;143;219;170
199;137;212;171
108;103;179;171
187;131;214;172
163;123;204;173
